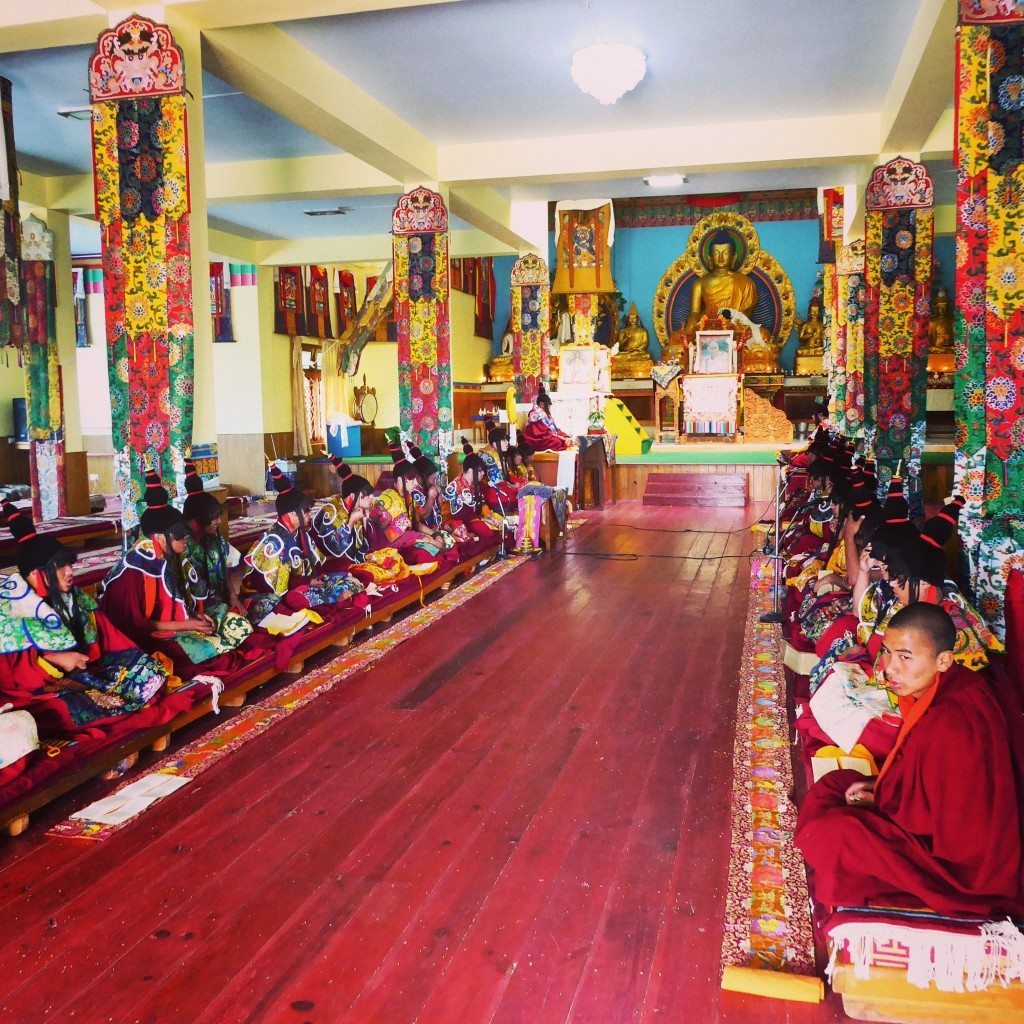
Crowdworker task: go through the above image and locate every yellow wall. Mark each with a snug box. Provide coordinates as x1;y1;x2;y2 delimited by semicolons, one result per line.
449;288;491;384
358;342;400;429
77;293;112;438
258;265;293;434
0;358;24;436
213;282;265;435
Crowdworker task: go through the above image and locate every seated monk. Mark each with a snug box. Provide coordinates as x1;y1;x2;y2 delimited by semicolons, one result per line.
800;496;1001;764
507;443;537;487
478;416;521;510
242;466;369;623
0;503;171;738
521;389;574;453
319;460;415;589
441;439;504;541
101;471;253;675
797;603;1024;917
309;457;373;562
181;459;246;616
408;443;443;531
370;442;443;560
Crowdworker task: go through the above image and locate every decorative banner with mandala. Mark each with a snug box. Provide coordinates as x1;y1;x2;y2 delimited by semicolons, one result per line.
863;157;933;511
510;253;550;404
953;9;1024;639
20;215;65;521
833;241;866;438
392;187;452;451
89;14;193;531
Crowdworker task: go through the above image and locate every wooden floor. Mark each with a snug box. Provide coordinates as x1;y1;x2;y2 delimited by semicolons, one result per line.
0;502;849;1023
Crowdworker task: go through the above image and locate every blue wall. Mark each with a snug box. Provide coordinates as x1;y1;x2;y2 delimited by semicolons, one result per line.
613;221;823;371
934;234;955;294
491;254;517;355
492;224;957;365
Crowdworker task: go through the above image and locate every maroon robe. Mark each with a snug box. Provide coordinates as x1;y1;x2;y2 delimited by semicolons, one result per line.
0;611;185;739
796;663;1024;916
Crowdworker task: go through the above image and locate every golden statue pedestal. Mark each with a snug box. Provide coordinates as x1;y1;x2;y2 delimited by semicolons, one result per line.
794;353;824;376
487;356;515;383
927;351;955;375
612;354;654;379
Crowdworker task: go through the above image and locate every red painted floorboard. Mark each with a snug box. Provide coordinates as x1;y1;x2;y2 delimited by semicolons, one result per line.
0;503;849;1023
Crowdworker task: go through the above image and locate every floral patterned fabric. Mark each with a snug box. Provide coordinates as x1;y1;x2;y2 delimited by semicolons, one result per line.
953;15;1024;637
393;208;453;452
22;257;66;520
864;200;932;507
93;90;193;530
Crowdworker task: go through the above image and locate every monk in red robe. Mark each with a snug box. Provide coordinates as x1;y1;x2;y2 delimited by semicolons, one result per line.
521;389;573;453
797;603;1024;917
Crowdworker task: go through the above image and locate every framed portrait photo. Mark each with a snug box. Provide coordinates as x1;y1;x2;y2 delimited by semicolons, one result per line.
692;330;736;374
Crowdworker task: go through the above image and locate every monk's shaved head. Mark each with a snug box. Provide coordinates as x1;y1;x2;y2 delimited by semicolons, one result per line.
887;603;956;656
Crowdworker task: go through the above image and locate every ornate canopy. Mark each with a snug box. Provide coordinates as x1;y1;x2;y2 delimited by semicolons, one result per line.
652;211;795;351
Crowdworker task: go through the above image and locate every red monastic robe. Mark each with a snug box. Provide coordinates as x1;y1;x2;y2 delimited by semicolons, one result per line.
796;663;1024;917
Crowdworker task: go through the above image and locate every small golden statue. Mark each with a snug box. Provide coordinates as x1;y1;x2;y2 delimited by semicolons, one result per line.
928;285;955;374
612;302;653;378
794;297;826;375
487;324;515;383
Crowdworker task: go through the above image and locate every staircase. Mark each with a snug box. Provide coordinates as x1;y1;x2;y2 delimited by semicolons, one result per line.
602;397;652;456
642;472;748;507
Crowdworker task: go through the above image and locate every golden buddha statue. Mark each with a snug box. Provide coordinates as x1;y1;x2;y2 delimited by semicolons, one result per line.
794;297;826;375
927;286;955;374
663;230;759;362
612;302;653;378
685;231;758;330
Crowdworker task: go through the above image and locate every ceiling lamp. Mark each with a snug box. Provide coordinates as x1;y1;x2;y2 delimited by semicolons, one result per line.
571;43;646;105
643;173;688;188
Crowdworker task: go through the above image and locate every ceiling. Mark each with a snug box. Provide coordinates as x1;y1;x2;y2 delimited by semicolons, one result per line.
0;0;956;256
207;194;475;241
0;49;342;176
284;0;921;144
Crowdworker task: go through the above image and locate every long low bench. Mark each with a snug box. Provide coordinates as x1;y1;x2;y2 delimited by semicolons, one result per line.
0;535;501;838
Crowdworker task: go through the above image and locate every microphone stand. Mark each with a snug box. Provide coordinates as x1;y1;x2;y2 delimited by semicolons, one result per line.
759;457;786;625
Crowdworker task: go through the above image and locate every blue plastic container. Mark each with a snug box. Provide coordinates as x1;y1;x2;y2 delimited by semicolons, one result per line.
327;423;361;459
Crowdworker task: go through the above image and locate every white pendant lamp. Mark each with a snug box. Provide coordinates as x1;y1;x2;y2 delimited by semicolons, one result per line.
571;43;646;105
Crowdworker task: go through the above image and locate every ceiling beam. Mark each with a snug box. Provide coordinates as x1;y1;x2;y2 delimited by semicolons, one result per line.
879;0;957;155
259;228;516;265
448;186;533;253
202;24;438;183
0;0;463;49
438;113;882;187
206;154;400;204
921;107;954;162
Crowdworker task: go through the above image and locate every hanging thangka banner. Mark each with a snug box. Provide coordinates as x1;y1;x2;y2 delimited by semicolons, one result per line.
210;261;233;343
955;11;1024;522
0;76;22;350
392;186;452;452
335;268;356;336
863;157;933;511
21;215;65;521
90;14;194;530
273;265;306;336
952;6;1024;639
834;241;866;439
510;253;550;405
305;265;332;339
